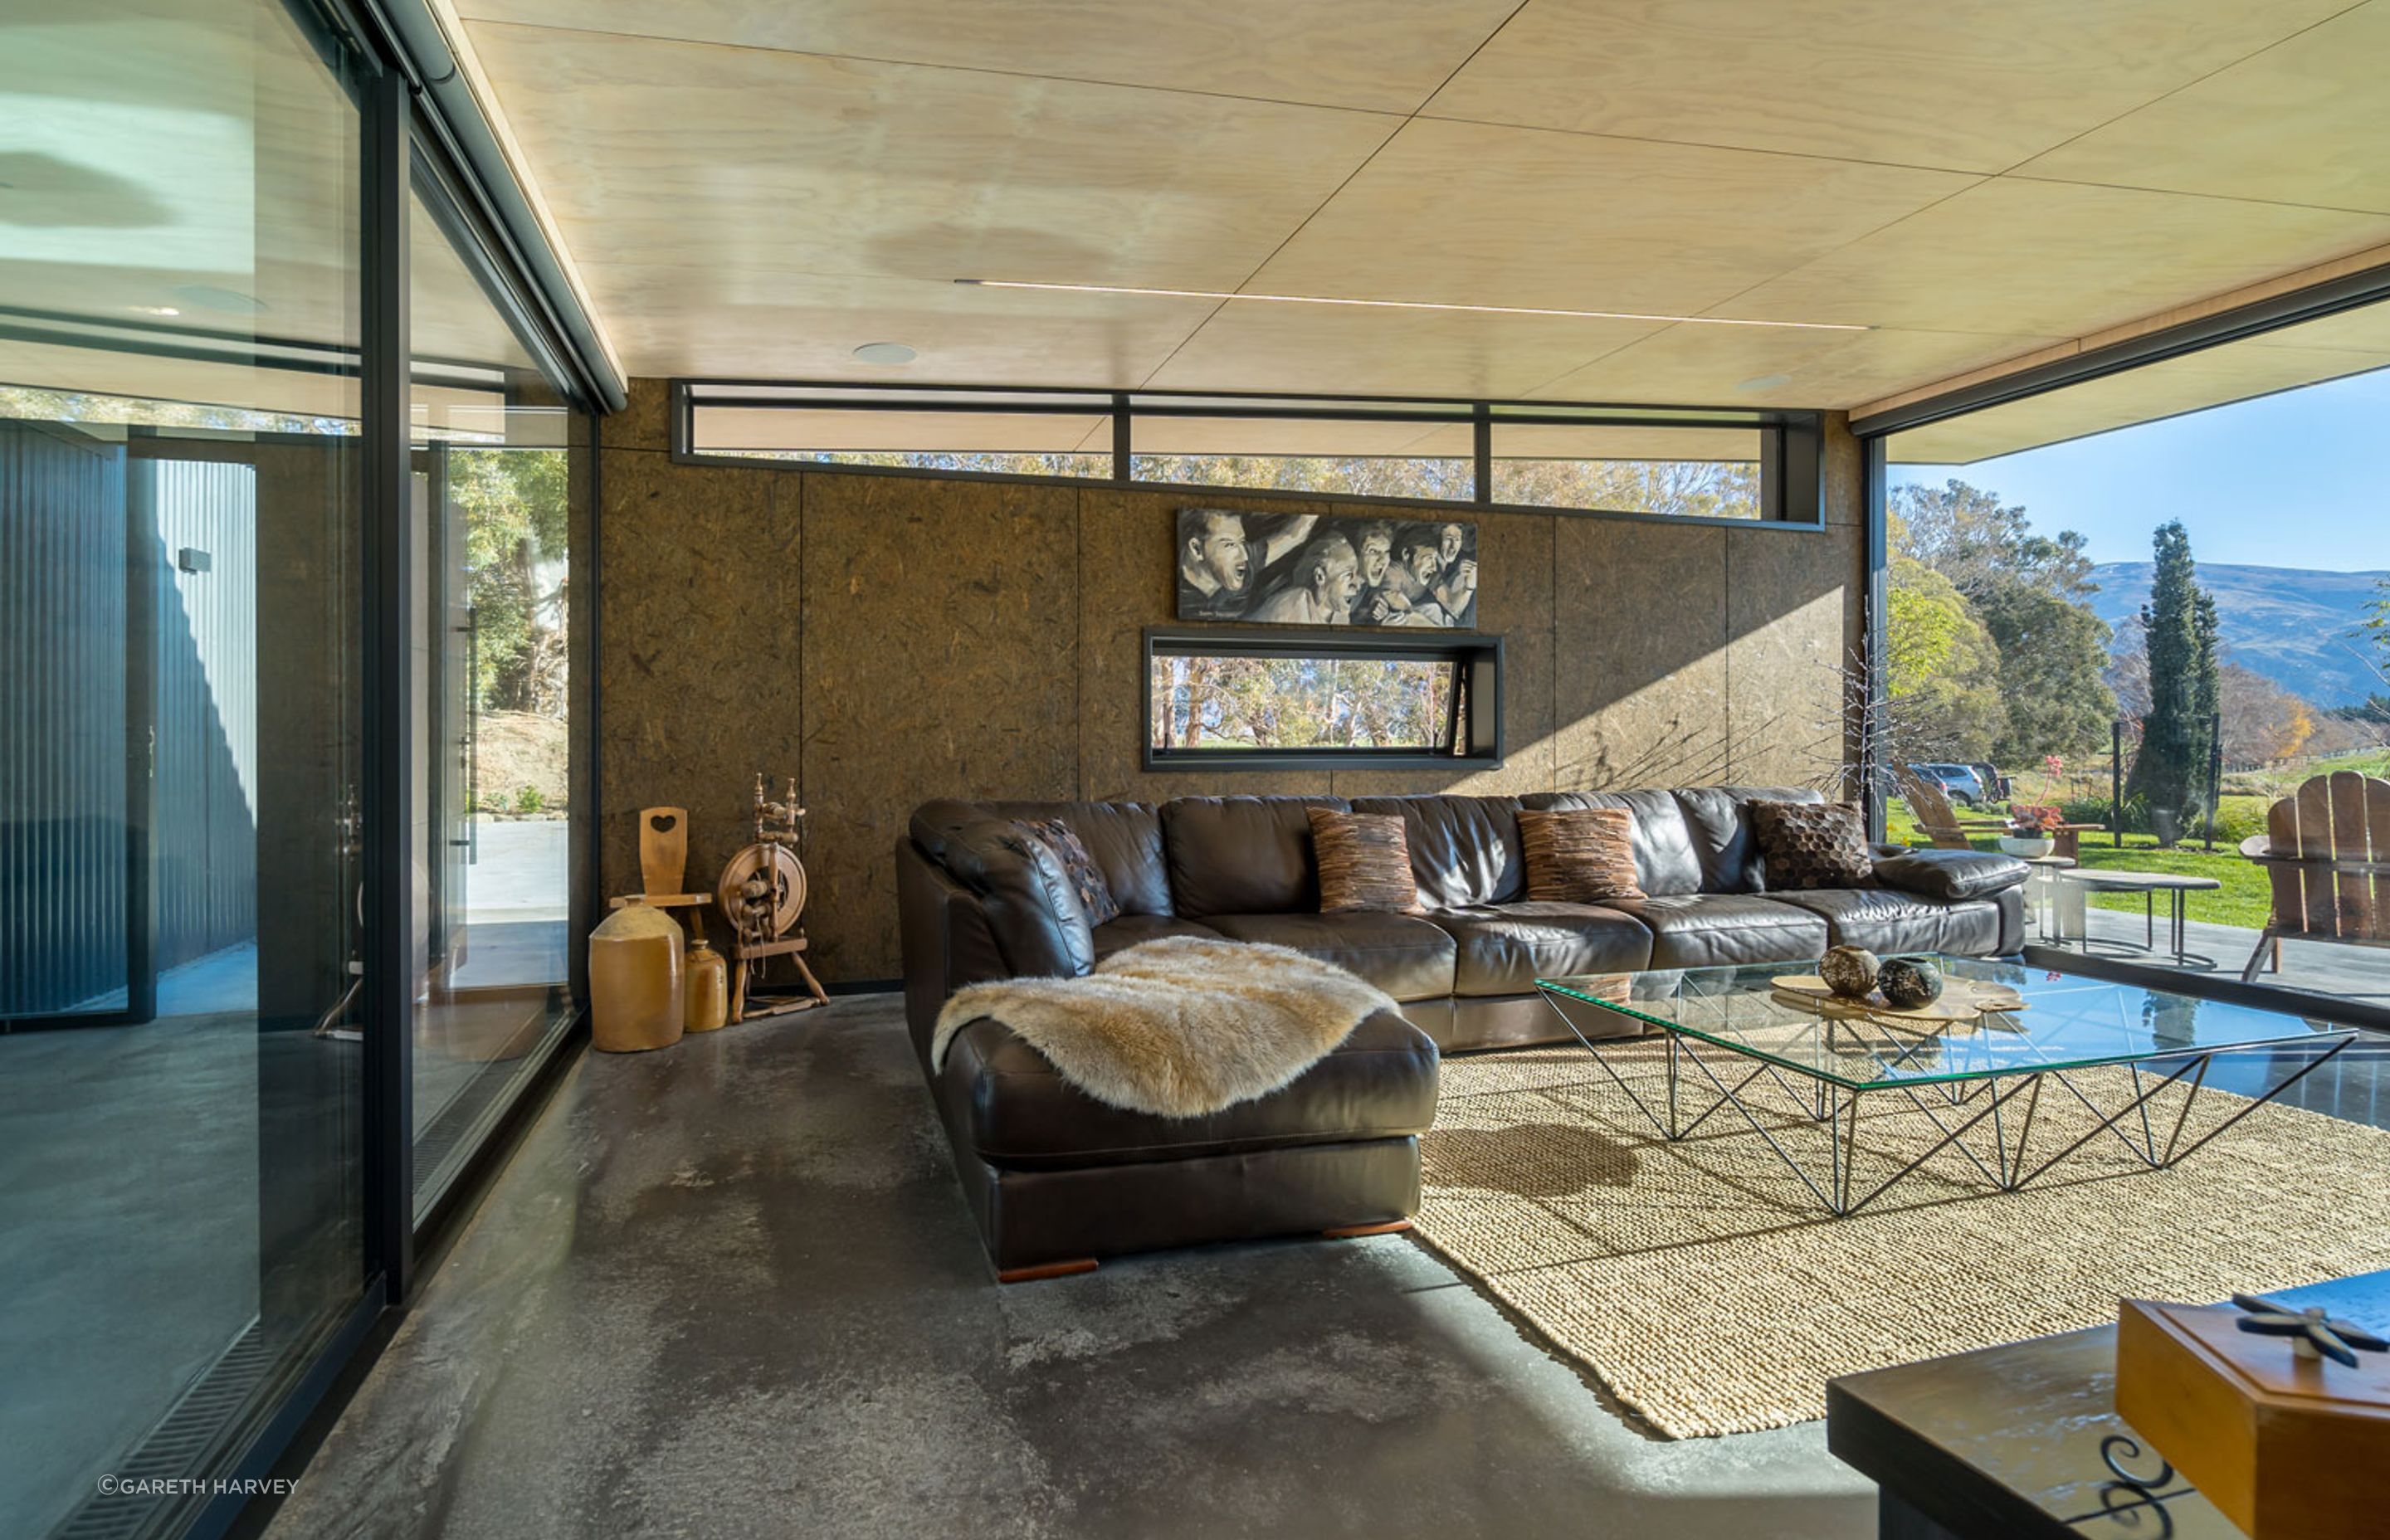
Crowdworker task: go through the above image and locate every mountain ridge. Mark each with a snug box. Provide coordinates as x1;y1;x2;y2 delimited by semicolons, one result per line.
2086;561;2386;706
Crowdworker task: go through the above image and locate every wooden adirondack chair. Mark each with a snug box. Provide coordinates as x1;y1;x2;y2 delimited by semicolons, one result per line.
2238;770;2390;982
1897;770;2007;850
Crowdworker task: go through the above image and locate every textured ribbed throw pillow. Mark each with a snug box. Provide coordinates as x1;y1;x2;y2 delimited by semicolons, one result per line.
1011;816;1122;927
1305;808;1422;914
1749;799;1872;889
1518;808;1645;902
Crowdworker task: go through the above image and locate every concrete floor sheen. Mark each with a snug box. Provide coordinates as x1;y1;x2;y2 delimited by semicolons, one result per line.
266;996;1869;1540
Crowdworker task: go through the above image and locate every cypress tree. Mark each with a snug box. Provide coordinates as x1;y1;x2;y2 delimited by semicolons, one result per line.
2127;521;2216;828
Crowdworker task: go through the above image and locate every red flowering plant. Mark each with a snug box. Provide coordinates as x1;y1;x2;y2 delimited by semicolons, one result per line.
2006;803;2065;836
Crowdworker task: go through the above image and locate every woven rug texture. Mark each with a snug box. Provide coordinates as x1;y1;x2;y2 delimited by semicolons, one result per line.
1413;1039;2390;1437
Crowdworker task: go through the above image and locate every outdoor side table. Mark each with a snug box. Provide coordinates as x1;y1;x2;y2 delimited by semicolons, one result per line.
2020;855;2076;940
2057;869;2222;965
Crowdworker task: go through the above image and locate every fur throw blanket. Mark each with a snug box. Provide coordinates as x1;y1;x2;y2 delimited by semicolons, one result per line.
930;937;1396;1118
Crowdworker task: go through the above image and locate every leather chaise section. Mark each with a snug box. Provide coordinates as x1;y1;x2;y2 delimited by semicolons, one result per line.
939;1009;1437;1172
1426;901;1652;996
1201;910;1459;1002
1606;893;1832;969
1089;914;1225;959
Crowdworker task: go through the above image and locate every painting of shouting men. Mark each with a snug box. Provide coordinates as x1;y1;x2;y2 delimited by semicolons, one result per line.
1175;507;1477;629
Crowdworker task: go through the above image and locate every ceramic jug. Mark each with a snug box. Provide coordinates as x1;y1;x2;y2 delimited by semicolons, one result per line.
685;938;729;1033
588;899;685;1052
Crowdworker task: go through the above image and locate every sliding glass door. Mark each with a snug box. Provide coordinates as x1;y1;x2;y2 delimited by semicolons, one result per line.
405;184;580;1219
0;2;368;1536
1;3;590;1537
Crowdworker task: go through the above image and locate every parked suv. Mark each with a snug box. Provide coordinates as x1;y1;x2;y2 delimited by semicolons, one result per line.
1912;762;1989;807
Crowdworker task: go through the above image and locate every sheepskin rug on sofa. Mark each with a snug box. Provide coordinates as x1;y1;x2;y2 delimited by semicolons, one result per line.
930;936;1397;1118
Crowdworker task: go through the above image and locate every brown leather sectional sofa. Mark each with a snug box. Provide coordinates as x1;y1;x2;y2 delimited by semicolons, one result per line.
898;787;2028;1276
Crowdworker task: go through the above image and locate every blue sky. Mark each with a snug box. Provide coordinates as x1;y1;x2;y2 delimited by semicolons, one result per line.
1890;364;2390;572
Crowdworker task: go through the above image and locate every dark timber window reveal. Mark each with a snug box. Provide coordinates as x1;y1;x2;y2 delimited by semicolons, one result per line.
1144;626;1503;772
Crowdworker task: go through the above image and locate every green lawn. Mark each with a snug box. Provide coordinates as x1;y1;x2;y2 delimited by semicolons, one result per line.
1883;799;2274;930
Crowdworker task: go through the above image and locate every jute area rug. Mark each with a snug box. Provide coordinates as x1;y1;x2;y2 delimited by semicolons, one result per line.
1413;1038;2390;1439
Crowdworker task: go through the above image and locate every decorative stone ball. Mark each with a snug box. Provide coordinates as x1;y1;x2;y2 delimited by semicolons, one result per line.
1818;945;1880;999
1877;956;1946;1011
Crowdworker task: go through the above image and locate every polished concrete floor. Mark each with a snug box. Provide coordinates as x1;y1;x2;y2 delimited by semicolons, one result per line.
263;979;2390;1540
261;996;1881;1540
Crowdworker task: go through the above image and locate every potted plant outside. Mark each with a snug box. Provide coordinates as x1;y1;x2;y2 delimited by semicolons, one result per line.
1999;802;2063;859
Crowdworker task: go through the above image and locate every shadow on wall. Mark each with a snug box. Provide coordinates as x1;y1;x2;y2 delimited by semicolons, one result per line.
596;382;1863;981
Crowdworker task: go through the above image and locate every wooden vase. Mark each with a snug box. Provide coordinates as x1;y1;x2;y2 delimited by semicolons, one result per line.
588;899;685;1052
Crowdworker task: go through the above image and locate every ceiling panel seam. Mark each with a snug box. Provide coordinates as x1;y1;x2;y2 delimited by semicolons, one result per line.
1989;0;2374;177
453;16;1453;118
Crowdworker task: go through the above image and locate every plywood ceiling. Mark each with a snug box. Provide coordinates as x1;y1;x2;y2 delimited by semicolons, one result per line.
445;0;2390;447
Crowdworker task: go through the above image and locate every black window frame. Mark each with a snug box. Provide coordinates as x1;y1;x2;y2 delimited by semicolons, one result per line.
1142;625;1503;772
673;380;1825;531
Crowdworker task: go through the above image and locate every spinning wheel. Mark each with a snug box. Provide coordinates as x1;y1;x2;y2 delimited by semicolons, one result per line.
717;775;829;1022
717;842;806;940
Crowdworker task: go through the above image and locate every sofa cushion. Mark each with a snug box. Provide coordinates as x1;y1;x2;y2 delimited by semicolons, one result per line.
1749;799;1875;890
1675;785;1822;893
919;798;1173;917
1606;893;1830;970
939;1007;1438;1172
1427;901;1653;997
1090;914;1224;961
1012;816;1121;927
1873;848;2029;901
1350;794;1525;909
1306;807;1422;914
927;816;1097;978
1524;789;1702;896
1163;796;1346;918
1765;887;1976;957
1202;911;1458;1002
1519;807;1645;903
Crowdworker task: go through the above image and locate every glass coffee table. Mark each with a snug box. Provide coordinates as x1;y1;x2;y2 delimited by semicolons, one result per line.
1535;958;2356;1217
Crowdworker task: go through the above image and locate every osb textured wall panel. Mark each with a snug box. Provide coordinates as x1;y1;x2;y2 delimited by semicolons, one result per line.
1329;506;1556;800
1726;524;1860;787
597;385;1867;982
596;449;791;905
802;471;1080;977
1822;412;1863;527
1554;519;1732;789
1076;487;1334;804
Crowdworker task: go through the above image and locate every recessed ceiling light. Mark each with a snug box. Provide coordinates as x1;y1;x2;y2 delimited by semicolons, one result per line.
954;279;1870;333
1736;373;1794;392
852;341;917;363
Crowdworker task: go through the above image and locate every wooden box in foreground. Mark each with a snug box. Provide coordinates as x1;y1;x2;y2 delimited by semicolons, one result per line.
2115;1299;2390;1539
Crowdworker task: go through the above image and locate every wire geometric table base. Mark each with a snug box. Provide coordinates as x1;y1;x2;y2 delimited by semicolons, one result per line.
1552;1002;2356;1218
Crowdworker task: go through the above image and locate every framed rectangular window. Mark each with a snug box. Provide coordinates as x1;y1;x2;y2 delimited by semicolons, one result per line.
1489;417;1768;518
1144;626;1501;771
1129;397;1474;503
676;383;1822;523
683;383;1115;476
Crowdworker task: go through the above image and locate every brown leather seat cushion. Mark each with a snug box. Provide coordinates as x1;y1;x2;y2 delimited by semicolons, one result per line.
939;1008;1439;1171
1090;914;1225;960
1201;910;1458;1001
1427;902;1653;996
1606;893;1831;969
1767;887;2004;958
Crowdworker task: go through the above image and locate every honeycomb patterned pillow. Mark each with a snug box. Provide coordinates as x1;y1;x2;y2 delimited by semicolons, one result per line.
1011;817;1122;928
1749;800;1873;890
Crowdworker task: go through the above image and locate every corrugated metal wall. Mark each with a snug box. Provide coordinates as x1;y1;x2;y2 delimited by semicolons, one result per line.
149;458;259;972
0;420;129;1016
